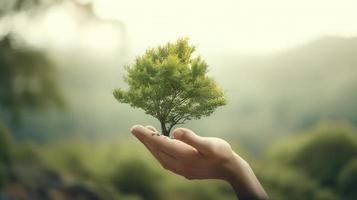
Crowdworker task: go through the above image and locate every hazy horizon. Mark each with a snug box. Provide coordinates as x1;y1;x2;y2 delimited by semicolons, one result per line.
2;0;357;59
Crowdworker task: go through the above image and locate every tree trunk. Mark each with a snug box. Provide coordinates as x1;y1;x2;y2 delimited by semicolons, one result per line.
160;121;169;137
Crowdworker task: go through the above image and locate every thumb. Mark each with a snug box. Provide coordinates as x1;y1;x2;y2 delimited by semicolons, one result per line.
173;128;211;155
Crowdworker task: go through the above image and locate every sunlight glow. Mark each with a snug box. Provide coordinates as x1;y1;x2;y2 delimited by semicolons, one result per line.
10;0;357;55
94;0;357;54
15;1;122;55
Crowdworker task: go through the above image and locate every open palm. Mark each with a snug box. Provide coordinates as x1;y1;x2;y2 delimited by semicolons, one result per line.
131;125;236;180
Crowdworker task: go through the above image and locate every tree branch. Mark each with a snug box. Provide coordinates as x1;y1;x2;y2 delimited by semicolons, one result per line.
162;90;181;118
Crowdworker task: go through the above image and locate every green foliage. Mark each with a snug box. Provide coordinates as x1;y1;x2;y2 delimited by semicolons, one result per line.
263;122;357;200
290;123;357;186
38;140;92;179
0;162;5;189
0;0;41;16
174;181;235;200
0;120;12;164
314;188;340;200
338;158;357;200
37;137;237;200
11;142;43;166
114;38;226;136
258;166;318;200
111;159;162;200
28;122;357;200
0;34;64;120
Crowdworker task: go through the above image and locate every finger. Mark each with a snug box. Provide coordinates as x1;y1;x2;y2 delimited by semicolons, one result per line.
131;125;154;146
131;125;180;156
131;125;159;141
156;151;207;179
131;125;198;159
130;126;177;167
142;140;163;161
145;125;158;133
131;130;179;173
144;142;177;170
156;150;182;174
172;128;212;155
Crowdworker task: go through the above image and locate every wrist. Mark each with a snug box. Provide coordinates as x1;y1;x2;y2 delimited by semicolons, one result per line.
222;152;269;200
222;152;247;183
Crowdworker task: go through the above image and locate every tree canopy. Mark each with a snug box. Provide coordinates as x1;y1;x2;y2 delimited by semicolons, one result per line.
114;38;226;136
0;34;64;121
262;122;357;200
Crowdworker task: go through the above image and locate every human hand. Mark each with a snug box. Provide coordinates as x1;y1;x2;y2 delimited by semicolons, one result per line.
130;125;269;200
131;125;235;180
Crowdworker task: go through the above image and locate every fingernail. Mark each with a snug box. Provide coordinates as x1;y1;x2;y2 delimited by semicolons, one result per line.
173;128;185;139
130;124;143;133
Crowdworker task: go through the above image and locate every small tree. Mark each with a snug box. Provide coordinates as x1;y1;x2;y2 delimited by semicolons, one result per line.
113;38;226;136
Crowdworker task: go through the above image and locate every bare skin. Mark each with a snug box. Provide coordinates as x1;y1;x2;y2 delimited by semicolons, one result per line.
130;125;269;200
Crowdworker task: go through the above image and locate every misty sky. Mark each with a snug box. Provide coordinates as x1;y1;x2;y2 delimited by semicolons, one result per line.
93;0;357;54
4;0;357;56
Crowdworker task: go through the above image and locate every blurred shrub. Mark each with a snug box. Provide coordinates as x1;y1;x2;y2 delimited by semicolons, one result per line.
291;123;357;186
258;166;318;200
262;122;357;200
61;151;91;179
111;159;162;200
174;181;235;200
0;121;12;164
0;162;5;189
338;158;357;200
119;194;143;200
314;188;340;200
38;140;92;179
0;34;65;120
12;142;43;165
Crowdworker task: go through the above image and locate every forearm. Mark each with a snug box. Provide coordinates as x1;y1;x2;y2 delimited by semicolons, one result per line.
224;153;269;200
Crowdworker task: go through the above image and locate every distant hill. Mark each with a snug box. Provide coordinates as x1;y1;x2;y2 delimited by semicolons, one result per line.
208;36;357;141
12;36;357;152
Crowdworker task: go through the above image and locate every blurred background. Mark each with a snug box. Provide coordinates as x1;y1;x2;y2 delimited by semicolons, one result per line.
1;0;357;199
